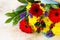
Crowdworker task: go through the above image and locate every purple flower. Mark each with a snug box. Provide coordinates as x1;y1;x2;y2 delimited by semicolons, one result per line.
30;14;33;18
46;30;54;38
20;12;26;19
44;11;48;16
40;3;44;7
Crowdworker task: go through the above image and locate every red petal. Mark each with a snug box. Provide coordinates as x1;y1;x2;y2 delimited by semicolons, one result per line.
19;18;33;33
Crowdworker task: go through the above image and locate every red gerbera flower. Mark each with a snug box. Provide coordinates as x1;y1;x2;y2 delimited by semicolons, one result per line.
19;18;33;33
29;3;43;17
48;8;60;23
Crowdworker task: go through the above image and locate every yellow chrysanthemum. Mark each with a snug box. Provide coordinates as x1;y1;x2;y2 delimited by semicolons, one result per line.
42;17;52;33
28;16;38;32
52;22;60;35
26;2;31;10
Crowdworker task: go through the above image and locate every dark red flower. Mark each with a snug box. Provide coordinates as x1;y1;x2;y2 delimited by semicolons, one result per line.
19;18;33;33
48;8;60;23
29;3;43;17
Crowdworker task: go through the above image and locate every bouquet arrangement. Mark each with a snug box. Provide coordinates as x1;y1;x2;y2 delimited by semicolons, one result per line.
5;0;60;38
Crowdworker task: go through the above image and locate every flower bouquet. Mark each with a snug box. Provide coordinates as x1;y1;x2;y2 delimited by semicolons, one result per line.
5;0;60;38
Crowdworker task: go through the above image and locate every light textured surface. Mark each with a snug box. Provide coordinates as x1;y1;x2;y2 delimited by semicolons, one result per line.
0;0;60;40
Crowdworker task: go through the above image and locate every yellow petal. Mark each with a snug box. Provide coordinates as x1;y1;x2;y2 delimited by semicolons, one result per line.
40;6;46;12
26;2;31;10
28;16;38;32
52;22;60;35
28;16;38;25
42;17;52;33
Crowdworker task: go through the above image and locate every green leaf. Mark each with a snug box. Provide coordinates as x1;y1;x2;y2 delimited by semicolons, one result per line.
13;15;20;25
5;5;26;25
18;0;27;3
41;22;46;28
27;0;34;3
13;21;18;25
34;22;40;26
25;17;29;22
16;5;26;13
45;4;51;12
5;18;13;23
40;15;44;19
51;4;59;9
5;11;16;17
